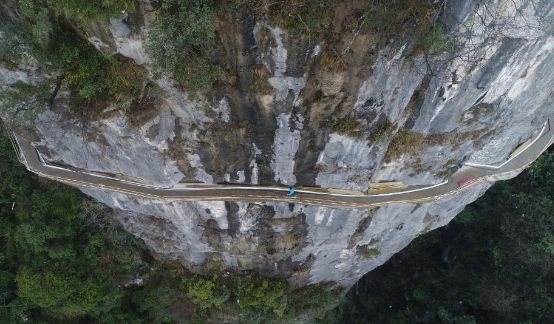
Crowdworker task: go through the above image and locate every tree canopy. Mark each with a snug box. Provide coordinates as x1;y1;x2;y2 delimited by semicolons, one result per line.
330;149;554;323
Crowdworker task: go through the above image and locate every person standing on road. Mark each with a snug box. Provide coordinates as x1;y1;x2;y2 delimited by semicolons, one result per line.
287;186;296;196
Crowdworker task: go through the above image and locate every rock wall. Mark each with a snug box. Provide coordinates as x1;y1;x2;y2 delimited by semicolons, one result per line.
2;0;553;287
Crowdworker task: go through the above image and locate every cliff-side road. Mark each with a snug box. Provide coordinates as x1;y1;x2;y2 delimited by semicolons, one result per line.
11;118;554;208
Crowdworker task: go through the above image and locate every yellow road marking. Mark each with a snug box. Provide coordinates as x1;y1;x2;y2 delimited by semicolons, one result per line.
32;167;485;209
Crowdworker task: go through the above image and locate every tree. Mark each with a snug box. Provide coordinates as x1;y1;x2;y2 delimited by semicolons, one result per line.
181;275;230;310
330;150;554;323
147;0;221;90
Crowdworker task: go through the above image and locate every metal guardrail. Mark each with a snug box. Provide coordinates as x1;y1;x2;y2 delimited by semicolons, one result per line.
464;120;550;170
7;114;553;208
8;132;23;164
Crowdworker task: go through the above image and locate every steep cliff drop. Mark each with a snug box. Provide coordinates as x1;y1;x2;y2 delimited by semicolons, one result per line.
1;0;553;293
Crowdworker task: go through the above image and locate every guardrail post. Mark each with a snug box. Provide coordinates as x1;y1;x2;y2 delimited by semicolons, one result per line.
8;133;23;164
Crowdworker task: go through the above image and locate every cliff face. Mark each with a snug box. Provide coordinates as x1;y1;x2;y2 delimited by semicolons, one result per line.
1;0;553;287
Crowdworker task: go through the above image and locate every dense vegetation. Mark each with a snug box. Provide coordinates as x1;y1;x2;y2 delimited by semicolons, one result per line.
1;0;143;123
2;0;553;322
422;23;453;55
0;126;338;322
1;0;450;113
328;149;554;323
239;0;336;35
4;120;552;323
0;124;145;321
43;23;143;103
147;0;221;91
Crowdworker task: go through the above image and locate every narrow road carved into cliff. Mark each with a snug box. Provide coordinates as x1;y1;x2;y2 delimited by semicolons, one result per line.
11;118;554;208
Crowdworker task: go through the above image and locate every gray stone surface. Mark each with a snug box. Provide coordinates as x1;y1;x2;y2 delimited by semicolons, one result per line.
2;0;553;288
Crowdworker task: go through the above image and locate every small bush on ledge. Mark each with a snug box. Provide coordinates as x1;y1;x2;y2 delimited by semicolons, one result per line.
147;0;221;91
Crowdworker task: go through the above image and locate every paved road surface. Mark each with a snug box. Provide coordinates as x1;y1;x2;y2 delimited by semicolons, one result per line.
11;118;554;208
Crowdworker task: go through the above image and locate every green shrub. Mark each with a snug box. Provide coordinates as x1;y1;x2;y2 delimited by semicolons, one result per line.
363;0;439;37
11;1;144;106
41;23;144;102
229;0;335;34
334;116;364;138
129;275;192;324
384;130;425;162
19;0;137;24
16;268;104;315
0;270;15;301
0;128;152;321
285;284;341;321
359;246;380;260
181;275;229;310
0;24;35;63
267;0;335;34
422;23;452;55
238;119;252;128
282;233;300;244
147;0;220;91
369;120;394;143
237;277;288;317
174;57;222;91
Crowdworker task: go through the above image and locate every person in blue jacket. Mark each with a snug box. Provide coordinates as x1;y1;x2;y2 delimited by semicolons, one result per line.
287;186;296;196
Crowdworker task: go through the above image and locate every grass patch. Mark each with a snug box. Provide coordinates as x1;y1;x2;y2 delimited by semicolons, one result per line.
369;120;395;143
147;0;221;91
1;13;145;121
44;23;144;105
385;128;486;163
267;0;335;34
282;233;300;244
358;246;381;260
238;119;251;129
422;23;452;55
174;270;342;323
230;0;336;35
319;47;348;72
334;116;364;138
437;159;459;178
385;130;425;162
313;163;327;173
18;0;137;25
363;0;440;37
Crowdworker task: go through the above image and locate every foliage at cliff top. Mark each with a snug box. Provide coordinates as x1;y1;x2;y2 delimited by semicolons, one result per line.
18;0;137;24
422;23;453;55
147;0;221;91
267;0;336;34
44;23;143;101
333;116;364;138
1;1;145;119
